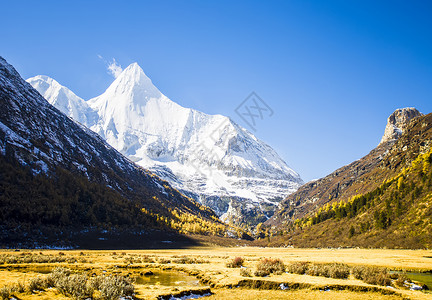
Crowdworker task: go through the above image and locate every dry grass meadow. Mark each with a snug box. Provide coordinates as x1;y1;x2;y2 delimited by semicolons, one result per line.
0;247;431;299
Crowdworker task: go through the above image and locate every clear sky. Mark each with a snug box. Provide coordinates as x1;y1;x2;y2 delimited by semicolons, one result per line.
2;0;432;182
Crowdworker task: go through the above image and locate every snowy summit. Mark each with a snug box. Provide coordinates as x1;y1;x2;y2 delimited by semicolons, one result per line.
27;63;303;221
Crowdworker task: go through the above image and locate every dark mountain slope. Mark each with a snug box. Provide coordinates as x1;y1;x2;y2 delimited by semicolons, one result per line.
0;56;226;248
268;109;432;248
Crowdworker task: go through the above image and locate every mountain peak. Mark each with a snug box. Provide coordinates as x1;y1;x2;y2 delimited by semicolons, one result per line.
120;62;145;78
117;62;153;86
27;75;63;97
26;75;99;126
95;62;162;106
28;61;303;225
380;107;422;145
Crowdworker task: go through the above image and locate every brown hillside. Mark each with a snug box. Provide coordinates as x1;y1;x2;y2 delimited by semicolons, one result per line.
267;111;432;249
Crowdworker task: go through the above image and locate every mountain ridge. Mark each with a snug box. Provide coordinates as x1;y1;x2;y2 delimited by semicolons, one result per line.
269;107;423;226
27;62;303;225
0;56;231;248
266;108;432;249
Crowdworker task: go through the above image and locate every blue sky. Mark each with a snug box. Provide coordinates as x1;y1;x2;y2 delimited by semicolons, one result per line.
2;0;432;181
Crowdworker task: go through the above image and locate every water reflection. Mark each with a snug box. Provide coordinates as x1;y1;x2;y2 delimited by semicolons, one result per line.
135;270;201;287
405;272;432;290
391;271;432;289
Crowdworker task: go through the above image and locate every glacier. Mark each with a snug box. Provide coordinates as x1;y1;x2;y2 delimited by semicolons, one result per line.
27;63;303;223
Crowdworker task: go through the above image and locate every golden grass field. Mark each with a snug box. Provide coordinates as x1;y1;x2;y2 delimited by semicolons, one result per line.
0;247;431;300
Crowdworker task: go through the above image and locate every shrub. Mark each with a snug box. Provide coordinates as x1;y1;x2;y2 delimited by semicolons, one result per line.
11;281;25;293
98;275;134;300
49;269;133;299
172;256;209;264
0;254;71;264
46;268;93;299
352;265;366;280
64;274;93;300
5;257;17;264
307;263;331;277
254;258;285;277
287;261;309;274
124;257;135;264
395;273;410;288
240;268;252;277
173;256;192;264
254;269;270;277
361;267;392;286
226;257;244;268
47;267;71;287
27;276;48;292
158;258;171;264
325;263;349;279
88;276;104;291
141;255;155;263
305;263;321;276
299;263;349;279
350;265;393;286
0;286;11;300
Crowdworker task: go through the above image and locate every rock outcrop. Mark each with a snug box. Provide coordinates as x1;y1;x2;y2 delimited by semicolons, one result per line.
380;107;422;144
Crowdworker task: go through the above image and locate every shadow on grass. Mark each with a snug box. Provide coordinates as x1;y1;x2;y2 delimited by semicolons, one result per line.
73;230;201;250
0;227;201;250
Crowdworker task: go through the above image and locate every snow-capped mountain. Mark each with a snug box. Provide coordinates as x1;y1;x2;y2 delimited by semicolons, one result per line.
28;75;99;126
27;63;303;223
1;56;218;247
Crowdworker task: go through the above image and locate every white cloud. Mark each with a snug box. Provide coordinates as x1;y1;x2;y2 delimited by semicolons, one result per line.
97;55;123;79
107;59;123;79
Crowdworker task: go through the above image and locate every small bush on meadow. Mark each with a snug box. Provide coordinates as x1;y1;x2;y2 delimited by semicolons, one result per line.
306;263;330;277
359;266;392;286
0;286;11;300
172;256;208;264
27;276;47;292
88;275;104;291
240;268;252;277
98;275;134;300
226;257;244;268
0;253;70;265
64;274;94;300
352;265;366;280
5;257;17;264
11;281;25;293
395;273;410;288
287;261;309;274
47;267;71;288
173;256;192;264
141;255;155;263
45;267;134;300
158;258;171;264
254;258;285;277
305;263;320;276
286;262;350;279
328;263;350;279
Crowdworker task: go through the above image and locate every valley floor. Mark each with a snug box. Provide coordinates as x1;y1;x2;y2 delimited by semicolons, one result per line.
0;247;431;300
